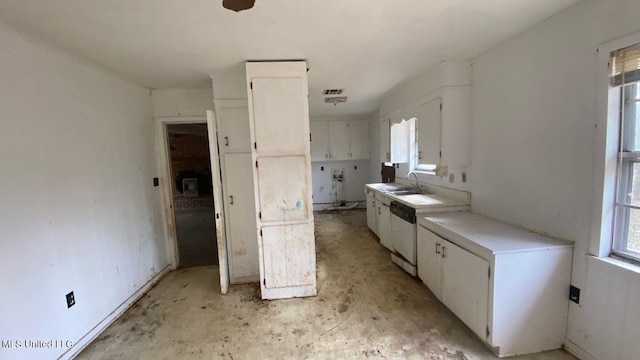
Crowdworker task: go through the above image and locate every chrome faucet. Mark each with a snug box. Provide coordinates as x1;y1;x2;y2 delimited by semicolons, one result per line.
407;171;420;192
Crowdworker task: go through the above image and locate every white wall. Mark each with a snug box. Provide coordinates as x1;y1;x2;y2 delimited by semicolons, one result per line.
469;1;640;359
0;22;168;360
152;88;213;117
311;160;371;209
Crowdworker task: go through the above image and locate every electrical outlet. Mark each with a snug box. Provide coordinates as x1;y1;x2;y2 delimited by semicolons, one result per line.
153;177;159;187
66;291;75;308
462;172;467;182
569;285;580;304
449;173;455;183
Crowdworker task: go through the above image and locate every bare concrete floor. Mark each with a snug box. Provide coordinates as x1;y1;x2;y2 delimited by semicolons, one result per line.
78;210;576;360
175;208;217;267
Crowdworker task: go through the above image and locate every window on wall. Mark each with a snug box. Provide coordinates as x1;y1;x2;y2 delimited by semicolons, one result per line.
612;43;640;262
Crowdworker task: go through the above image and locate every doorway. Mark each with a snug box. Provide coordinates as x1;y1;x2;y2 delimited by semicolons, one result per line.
166;123;218;267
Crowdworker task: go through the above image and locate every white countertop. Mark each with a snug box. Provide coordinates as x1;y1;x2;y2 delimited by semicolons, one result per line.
365;183;469;212
418;212;573;257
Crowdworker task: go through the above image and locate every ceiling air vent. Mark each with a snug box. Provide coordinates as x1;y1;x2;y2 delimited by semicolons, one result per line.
323;89;344;95
324;96;348;105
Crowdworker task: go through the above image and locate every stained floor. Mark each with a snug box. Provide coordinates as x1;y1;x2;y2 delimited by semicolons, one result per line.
175;208;217;267
78;210;576;360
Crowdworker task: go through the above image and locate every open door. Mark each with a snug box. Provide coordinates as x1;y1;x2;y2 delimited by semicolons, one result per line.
206;110;230;294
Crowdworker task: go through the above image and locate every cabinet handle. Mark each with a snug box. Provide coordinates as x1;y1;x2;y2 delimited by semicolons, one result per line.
441;246;446;258
229;195;234;205
435;243;441;254
224;136;229;146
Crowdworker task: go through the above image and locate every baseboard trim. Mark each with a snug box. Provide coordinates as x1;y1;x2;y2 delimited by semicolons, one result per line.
58;265;172;360
564;339;598;360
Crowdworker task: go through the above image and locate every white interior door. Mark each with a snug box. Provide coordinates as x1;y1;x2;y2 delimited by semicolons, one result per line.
224;153;259;283
206;110;229;294
246;61;316;300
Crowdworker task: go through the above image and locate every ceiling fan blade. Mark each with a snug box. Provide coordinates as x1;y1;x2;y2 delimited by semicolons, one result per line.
222;0;256;12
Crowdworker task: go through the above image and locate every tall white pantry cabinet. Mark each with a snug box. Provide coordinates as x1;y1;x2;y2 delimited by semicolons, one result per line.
245;61;317;300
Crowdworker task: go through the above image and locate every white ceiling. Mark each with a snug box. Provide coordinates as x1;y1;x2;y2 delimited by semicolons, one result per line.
0;0;579;117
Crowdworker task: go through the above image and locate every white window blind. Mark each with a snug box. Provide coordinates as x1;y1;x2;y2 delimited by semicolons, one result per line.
610;43;640;87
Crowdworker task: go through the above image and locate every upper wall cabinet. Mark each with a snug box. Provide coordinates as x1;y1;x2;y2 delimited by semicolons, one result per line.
380;60;472;166
310;119;370;161
310;121;329;161
417;87;471;166
380;118;390;163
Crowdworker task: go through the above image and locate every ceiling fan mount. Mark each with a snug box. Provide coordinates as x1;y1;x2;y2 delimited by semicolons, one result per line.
223;0;256;12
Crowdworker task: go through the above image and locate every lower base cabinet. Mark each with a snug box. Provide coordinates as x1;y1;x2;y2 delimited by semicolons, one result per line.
417;227;489;340
417;213;573;357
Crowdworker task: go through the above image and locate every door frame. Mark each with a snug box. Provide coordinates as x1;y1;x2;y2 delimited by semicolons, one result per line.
154;114;229;294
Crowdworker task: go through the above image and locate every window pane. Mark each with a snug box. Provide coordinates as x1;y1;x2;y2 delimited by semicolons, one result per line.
626;208;640;253
621;83;640;151
628;162;640;206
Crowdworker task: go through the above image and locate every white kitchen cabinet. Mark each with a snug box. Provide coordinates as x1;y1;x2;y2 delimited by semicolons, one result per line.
366;191;377;234
328;120;350;160
348;119;370;160
417;212;573;357
215;100;259;285
417;226;442;300
223;153;259;284
417;98;441;165
377;201;391;250
380;118;390;163
416;87;471;166
310;120;329;161
246;61;316;300
219;107;252;153
441;236;489;341
312;119;370;161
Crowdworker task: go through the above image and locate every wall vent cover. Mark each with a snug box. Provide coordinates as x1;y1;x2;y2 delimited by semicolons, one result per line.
323;89;344;95
324;96;348;105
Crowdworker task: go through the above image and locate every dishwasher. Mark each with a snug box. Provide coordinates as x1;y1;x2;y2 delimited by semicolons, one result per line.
389;200;417;276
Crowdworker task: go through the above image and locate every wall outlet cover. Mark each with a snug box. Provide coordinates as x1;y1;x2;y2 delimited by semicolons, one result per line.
569;285;580;304
66;291;75;308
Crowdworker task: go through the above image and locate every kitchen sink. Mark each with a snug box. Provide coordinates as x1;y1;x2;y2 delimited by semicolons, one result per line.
386;189;422;196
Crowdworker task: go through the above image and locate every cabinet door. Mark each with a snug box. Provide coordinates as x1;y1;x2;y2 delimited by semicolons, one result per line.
378;202;392;250
390;120;410;163
224;153;259;283
310;120;329;161
440;87;471;166
417;98;441;165
418;227;443;300
366;194;377;234
246;62;316;300
219;107;251;153
441;238;489;340
380;118;390;163
328;121;350;160
349;119;370;160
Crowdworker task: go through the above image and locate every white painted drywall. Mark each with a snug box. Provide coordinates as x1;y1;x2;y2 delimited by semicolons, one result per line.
311;160;371;209
152;88;213;117
469;1;640;359
0;22;167;360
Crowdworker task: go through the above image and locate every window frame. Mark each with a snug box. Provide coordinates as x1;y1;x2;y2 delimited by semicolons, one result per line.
612;83;640;261
592;31;640;262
